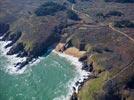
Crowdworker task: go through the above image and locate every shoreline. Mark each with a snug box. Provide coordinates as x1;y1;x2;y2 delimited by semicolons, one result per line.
0;38;42;75
0;36;91;99
53;50;92;99
0;40;27;74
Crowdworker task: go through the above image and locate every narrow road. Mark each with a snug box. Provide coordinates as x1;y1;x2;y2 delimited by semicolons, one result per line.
110;60;134;80
109;23;134;42
71;4;134;83
72;4;134;43
71;4;93;22
101;59;134;86
72;4;80;14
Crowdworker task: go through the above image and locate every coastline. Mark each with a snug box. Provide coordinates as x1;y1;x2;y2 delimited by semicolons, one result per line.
53;49;92;99
0;36;91;99
0;40;27;74
0;38;42;75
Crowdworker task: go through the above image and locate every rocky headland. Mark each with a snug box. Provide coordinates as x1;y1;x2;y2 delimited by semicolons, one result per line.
0;0;134;100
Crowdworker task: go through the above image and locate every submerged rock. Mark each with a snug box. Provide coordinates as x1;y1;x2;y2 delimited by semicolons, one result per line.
15;56;34;70
17;60;29;70
70;92;78;100
7;43;24;55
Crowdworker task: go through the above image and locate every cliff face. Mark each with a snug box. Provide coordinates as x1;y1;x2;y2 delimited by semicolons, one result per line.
69;0;134;100
1;0;65;56
0;0;134;100
0;0;81;58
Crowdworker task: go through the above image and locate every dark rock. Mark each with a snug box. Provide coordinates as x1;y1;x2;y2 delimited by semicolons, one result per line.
82;62;93;72
78;81;85;91
70;92;78;100
16;51;28;57
5;31;22;48
17;60;29;70
0;32;10;41
82;63;89;70
15;62;21;67
83;78;87;81
79;55;88;61
7;43;24;55
89;62;93;72
26;57;34;62
8;31;21;41
15;57;33;70
79;81;84;87
5;42;14;48
75;81;80;86
73;87;76;92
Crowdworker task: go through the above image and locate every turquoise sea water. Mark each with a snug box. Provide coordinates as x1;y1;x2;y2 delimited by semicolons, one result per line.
0;51;78;100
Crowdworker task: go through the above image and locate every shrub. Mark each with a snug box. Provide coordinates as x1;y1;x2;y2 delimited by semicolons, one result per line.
67;0;76;3
104;0;134;3
114;20;134;28
67;10;81;21
35;2;66;16
0;23;9;36
105;11;124;17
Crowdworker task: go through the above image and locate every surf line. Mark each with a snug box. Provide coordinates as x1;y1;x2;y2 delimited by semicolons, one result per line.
53;50;92;99
0;36;43;74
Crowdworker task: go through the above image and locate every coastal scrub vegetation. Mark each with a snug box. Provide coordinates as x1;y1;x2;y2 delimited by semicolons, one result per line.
0;23;10;37
105;11;124;17
67;0;76;3
78;71;109;100
0;0;134;100
96;11;124;19
35;2;66;16
104;0;134;3
67;10;81;21
114;20;134;28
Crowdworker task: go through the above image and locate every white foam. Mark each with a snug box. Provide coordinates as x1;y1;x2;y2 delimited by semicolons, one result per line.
0;36;3;39
0;41;29;75
0;38;46;75
0;39;91;99
53;50;92;100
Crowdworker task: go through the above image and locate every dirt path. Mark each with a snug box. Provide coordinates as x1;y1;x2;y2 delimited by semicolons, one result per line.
71;4;134;82
71;4;93;23
72;4;134;42
109;23;134;42
72;4;80;14
111;60;134;80
72;4;90;18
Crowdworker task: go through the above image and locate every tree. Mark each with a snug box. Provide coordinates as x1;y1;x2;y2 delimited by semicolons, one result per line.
67;10;81;21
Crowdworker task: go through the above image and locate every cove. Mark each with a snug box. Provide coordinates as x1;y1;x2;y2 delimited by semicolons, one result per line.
0;52;79;100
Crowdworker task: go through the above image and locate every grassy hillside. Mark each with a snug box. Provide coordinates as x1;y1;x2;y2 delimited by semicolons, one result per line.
0;0;134;99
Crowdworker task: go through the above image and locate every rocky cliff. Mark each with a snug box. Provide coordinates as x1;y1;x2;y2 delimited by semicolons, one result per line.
0;0;134;100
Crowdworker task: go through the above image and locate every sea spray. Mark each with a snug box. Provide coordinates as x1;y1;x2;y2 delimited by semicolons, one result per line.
0;52;77;100
0;36;91;99
53;50;91;99
0;41;27;74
